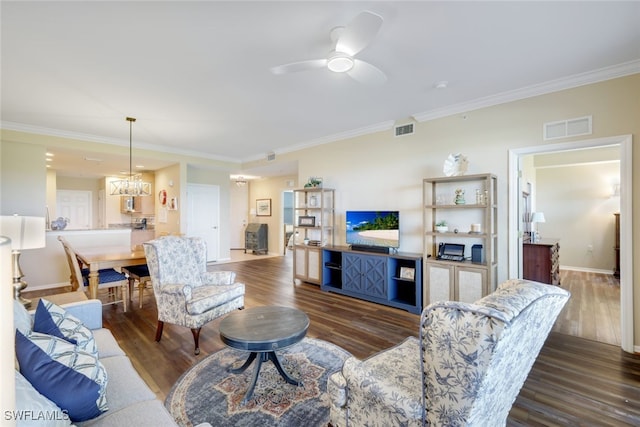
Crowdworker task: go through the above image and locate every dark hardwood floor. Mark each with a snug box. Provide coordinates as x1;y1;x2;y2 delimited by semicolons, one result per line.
25;254;640;425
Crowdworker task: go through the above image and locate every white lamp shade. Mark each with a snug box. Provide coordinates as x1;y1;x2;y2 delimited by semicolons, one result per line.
531;212;546;223
0;215;46;250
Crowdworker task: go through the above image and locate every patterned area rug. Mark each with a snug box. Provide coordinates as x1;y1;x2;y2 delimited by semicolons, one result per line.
165;337;351;426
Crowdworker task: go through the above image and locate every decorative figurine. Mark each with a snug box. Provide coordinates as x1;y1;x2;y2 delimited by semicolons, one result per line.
454;188;465;205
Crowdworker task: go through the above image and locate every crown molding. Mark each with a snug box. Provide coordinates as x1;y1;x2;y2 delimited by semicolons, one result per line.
240;120;396;162
413;60;640;123
0;121;239;164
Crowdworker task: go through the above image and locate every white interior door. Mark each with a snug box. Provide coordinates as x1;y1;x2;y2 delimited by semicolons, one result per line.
56;190;91;229
186;183;220;262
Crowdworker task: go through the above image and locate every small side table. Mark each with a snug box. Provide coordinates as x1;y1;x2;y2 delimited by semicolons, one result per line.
219;306;309;404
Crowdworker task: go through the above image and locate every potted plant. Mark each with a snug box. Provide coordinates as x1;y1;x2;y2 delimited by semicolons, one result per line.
435;220;448;233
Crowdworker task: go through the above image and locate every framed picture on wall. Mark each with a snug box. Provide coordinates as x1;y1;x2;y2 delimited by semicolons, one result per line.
256;198;272;216
168;197;178;211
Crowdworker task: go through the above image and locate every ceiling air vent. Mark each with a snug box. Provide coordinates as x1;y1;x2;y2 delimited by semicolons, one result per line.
543;116;592;141
394;123;414;137
266;151;276;161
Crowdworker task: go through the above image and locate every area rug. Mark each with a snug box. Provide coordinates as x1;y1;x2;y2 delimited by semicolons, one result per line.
165;337;352;427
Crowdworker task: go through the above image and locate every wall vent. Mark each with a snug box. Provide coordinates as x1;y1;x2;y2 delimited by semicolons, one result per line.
543;116;592;141
394;123;414;137
266;151;276;161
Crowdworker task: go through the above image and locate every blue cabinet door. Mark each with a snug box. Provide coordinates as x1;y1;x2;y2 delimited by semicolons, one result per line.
343;253;386;298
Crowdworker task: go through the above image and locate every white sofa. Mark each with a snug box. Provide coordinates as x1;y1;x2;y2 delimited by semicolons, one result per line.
14;299;209;427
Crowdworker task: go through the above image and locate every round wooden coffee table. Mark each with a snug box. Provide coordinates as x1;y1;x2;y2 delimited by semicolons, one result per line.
219;306;310;404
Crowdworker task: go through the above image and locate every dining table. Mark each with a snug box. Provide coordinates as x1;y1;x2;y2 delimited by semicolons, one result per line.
74;245;147;300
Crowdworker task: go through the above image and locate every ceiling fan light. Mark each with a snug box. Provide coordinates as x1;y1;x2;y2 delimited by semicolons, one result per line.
327;53;354;73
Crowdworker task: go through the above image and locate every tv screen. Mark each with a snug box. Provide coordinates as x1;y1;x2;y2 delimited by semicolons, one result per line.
346;211;400;248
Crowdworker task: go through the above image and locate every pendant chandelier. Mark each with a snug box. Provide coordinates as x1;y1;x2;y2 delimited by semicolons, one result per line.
110;117;151;196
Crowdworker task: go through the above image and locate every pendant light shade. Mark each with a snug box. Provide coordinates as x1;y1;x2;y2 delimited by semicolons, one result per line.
110;117;151;196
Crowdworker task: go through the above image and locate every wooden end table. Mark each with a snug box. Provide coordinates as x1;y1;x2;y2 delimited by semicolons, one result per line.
219;306;309;404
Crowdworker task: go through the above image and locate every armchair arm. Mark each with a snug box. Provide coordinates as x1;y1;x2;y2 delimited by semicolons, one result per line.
200;271;237;286
159;283;193;300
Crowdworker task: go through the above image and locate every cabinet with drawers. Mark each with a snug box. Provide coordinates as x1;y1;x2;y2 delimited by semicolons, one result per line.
245;223;268;254
523;239;560;285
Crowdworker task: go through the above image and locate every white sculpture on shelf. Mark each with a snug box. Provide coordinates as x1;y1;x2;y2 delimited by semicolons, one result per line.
443;153;469;177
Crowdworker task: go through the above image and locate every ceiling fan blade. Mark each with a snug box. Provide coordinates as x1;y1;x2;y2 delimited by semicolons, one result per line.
335;11;383;56
348;59;387;85
270;59;327;75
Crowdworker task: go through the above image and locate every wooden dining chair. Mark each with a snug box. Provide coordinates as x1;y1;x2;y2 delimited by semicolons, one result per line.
58;236;129;312
121;264;152;309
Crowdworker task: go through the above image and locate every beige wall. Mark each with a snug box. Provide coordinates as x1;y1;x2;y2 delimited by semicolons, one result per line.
0;140;46;216
248;175;298;255
154;163;182;237
537;161;620;271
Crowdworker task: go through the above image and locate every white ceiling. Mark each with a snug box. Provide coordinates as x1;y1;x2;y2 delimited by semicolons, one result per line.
2;1;639;178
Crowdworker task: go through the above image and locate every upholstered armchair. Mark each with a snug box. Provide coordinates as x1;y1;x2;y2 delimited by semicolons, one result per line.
143;236;245;355
328;279;570;426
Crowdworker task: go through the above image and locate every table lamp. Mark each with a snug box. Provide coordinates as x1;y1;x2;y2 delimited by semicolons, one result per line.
531;212;546;243
0;215;46;307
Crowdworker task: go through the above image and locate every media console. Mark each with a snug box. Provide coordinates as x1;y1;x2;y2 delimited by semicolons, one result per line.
321;246;423;314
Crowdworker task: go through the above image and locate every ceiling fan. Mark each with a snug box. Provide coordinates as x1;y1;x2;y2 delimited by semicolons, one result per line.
270;10;387;85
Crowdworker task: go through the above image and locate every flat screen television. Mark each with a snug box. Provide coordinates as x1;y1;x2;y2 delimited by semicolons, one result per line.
346;211;400;249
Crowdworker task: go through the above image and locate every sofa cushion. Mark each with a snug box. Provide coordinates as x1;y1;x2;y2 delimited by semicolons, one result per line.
15;370;72;427
15;330;108;422
75;400;177;427
93;355;157;415
92;329;126;359
33;299;97;356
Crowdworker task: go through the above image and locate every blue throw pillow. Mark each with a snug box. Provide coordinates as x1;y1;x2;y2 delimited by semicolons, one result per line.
33;299;97;356
15;330;108;422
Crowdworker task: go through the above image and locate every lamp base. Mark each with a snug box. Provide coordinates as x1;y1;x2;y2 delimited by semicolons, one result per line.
13;278;31;308
11;250;31;308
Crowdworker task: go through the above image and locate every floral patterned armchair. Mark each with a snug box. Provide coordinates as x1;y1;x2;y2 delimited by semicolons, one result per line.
328;279;570;426
143;236;245;355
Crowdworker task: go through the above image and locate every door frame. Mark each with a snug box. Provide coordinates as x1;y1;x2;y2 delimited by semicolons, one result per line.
508;134;633;352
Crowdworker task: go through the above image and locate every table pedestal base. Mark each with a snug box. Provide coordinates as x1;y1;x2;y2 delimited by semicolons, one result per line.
229;351;302;404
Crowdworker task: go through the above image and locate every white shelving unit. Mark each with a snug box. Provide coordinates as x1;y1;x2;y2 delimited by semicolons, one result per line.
423;173;498;305
292;188;334;285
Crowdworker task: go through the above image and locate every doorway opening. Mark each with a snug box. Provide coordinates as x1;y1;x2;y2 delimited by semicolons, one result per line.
509;135;633;352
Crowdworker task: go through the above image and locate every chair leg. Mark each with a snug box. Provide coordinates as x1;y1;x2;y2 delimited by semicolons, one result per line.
138;281;145;309
191;328;201;355
128;278;135;307
155;321;164;342
122;282;128;313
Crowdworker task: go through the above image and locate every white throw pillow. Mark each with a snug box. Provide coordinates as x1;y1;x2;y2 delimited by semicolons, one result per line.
14;370;72;427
